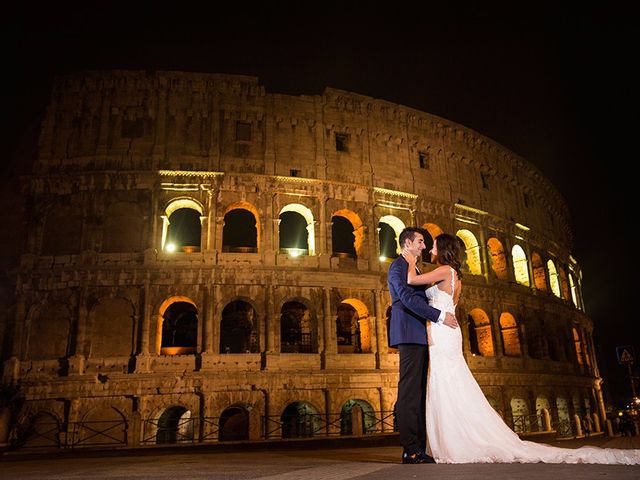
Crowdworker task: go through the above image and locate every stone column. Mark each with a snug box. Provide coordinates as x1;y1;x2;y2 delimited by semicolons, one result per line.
203;284;214;353
323;288;336;355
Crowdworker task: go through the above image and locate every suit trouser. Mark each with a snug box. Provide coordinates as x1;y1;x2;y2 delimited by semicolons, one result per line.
397;343;428;454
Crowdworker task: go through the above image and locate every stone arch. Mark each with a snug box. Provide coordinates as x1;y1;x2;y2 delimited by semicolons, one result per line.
558;266;570;300
531;251;547;291
333;208;364;258
499;312;521;357
420;223;443;259
572;327;584;365
340;399;375;435
378;215;405;260
162;198;204;253
467;308;495;356
156;296;198;355
511;244;530;286
219;299;259;354
89;297;135;357
222;201;260;253
568;273;578;307
77;406;127;446
280;298;317;353
547;259;561;297
456;229;482;275
18;411;62;448
487;237;508;280
336;298;371;353
219;404;250;441
281;401;320;438
279;203;315;256
510;397;530;433
156;406;193;444
536;396;551;431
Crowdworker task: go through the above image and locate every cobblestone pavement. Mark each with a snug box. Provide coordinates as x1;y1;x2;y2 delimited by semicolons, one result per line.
1;435;638;480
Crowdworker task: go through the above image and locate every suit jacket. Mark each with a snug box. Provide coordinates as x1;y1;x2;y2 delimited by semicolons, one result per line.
387;256;442;347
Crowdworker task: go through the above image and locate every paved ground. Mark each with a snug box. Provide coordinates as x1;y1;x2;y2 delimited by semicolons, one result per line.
1;434;639;479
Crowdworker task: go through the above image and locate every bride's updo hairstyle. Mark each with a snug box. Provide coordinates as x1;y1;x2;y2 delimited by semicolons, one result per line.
435;233;463;279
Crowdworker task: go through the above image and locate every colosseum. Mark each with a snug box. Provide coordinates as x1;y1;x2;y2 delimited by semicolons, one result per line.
0;70;603;449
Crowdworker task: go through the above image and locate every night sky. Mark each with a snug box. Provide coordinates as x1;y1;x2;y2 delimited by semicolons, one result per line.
4;4;637;405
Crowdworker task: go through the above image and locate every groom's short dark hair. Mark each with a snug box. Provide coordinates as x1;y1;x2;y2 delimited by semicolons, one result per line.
399;227;426;247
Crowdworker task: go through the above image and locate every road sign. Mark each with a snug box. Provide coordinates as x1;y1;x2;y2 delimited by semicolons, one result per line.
616;345;635;365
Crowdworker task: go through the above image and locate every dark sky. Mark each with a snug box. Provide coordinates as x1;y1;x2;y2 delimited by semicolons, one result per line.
4;3;637;404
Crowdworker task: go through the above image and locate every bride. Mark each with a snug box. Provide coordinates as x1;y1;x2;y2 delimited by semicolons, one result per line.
402;233;639;465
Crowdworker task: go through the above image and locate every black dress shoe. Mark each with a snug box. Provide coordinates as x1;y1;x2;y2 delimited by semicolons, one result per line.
402;452;436;464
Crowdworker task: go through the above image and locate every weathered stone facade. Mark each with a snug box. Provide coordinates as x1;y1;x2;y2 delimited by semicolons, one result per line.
0;70;603;448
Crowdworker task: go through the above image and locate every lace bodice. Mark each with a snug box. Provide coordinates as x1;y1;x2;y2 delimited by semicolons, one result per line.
425;267;456;314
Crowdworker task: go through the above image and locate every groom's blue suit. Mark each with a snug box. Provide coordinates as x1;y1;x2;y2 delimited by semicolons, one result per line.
388;255;442;460
388;256;442;347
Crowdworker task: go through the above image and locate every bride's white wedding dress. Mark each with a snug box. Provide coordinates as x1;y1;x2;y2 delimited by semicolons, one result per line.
424;268;640;464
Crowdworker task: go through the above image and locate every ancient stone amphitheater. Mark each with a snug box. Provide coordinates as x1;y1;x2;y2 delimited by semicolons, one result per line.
0;71;603;449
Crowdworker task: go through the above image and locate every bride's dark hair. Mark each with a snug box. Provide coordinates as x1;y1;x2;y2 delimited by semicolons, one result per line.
435;233;463;279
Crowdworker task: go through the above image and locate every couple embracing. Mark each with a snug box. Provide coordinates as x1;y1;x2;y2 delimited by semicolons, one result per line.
388;227;639;465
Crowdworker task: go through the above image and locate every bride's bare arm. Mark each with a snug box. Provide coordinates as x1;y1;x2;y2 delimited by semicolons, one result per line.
402;253;450;285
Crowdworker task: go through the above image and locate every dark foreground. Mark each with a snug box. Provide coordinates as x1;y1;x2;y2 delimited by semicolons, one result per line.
2;435;639;480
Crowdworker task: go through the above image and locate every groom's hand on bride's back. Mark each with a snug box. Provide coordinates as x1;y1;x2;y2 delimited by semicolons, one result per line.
443;312;458;329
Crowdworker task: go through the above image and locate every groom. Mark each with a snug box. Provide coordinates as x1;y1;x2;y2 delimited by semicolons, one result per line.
388;227;458;464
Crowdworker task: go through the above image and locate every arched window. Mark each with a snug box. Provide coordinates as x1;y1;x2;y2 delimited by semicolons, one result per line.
156;406;193;444
281;402;320;438
467;309;495;356
160;300;198;355
220;300;259;353
511;245;530;286
223;209;258;253
336;299;371;353
162;199;204;253
219;406;249;441
487;237;508;280
279;204;315;256
510;398;530;433
569;273;578;307
531;252;547;291
280;301;316;353
378;215;405;260
456;229;482;275
499;312;521;357
331;215;356;258
340;399;375;435
547;260;561;297
558;266;570;300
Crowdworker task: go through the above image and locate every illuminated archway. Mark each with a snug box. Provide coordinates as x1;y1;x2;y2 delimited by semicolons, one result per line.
162;198;204;253
511;244;530;286
547;260;561;297
531;252;547;291
333;209;365;257
279;203;315;256
422;223;444;256
467;308;495;356
336;298;371;353
156;296;198;355
487;237;508;280
499;312;521;357
378;215;405;260
569;273;578;307
456;229;482;275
